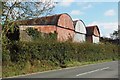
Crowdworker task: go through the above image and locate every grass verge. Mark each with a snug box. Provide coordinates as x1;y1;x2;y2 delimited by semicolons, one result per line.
2;59;117;78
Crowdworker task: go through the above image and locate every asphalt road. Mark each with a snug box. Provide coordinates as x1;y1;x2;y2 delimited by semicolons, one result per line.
4;61;119;79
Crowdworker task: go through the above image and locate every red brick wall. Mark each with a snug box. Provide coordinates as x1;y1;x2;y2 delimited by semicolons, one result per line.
34;25;56;33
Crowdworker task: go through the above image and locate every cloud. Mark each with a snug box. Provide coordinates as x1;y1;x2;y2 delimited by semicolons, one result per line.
70;10;83;15
99;22;117;29
77;2;93;10
104;9;116;16
59;0;74;7
87;21;118;37
83;4;92;9
88;21;117;29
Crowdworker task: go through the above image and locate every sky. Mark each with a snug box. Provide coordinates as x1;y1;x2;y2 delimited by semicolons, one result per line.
53;1;118;38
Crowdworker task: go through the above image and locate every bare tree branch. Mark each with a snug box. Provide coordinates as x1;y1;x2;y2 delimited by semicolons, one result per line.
2;0;56;23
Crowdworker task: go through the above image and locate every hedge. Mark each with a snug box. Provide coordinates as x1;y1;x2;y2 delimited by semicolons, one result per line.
2;41;119;77
3;41;118;66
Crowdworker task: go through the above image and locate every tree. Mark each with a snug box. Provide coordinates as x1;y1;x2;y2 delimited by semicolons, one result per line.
26;27;57;41
2;0;56;23
26;27;40;40
110;30;118;39
1;0;57;63
1;0;56;35
1;0;56;41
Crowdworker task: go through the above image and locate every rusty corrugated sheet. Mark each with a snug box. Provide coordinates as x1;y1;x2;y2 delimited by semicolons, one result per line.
73;20;78;28
86;25;100;43
73;20;86;34
14;14;62;25
14;13;74;30
14;13;75;42
57;27;74;41
86;25;100;37
57;13;74;30
86;36;92;43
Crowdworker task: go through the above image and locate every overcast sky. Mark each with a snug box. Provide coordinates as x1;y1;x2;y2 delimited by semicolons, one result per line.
53;1;118;38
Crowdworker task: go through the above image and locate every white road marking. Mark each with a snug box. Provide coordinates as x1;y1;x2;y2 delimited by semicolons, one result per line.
76;67;109;77
100;67;109;70
6;61;117;78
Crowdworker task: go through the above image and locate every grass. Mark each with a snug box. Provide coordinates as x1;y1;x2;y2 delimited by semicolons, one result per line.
2;60;61;78
66;59;114;67
2;59;116;78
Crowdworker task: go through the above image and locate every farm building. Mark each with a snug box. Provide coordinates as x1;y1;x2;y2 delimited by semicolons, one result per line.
15;13;74;41
86;25;100;43
73;20;86;42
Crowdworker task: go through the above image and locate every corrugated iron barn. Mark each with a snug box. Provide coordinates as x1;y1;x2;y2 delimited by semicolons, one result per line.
86;25;100;43
73;20;86;42
16;13;74;41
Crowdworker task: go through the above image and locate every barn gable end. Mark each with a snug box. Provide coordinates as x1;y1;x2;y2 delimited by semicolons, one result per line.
86;25;100;43
56;13;74;41
73;20;87;42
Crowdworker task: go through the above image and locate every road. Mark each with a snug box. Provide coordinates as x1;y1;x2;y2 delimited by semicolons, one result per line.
4;61;119;79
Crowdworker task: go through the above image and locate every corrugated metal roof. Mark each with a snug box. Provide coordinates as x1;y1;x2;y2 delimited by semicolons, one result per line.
73;20;86;28
86;25;100;37
73;20;78;27
73;20;86;34
14;14;64;26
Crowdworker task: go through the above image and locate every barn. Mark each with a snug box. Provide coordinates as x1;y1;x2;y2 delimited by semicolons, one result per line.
73;20;86;42
86;25;100;43
16;13;74;41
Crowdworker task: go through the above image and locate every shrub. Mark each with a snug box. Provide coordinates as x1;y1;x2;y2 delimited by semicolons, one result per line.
2;40;118;77
25;27;57;42
4;41;117;65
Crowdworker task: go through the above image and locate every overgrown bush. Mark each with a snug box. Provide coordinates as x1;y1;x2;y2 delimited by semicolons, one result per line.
2;40;118;77
3;41;118;65
25;27;57;42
